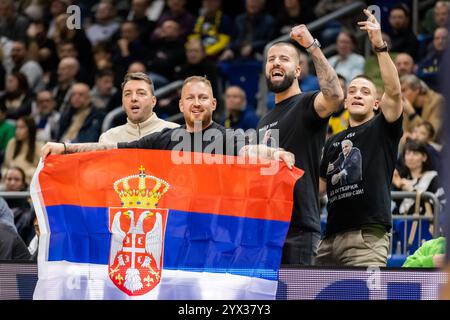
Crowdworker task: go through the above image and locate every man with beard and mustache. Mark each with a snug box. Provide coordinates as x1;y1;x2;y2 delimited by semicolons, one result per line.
41;76;295;168
315;10;403;267
257;24;344;265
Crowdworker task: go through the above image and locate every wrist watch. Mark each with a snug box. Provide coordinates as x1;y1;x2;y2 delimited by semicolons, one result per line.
306;38;321;53
373;41;388;53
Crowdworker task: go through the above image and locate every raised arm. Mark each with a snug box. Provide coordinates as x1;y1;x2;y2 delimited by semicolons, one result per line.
358;9;402;123
41;142;117;159
290;25;344;118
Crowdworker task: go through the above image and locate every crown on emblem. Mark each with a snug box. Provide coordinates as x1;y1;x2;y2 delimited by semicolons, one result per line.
114;165;169;208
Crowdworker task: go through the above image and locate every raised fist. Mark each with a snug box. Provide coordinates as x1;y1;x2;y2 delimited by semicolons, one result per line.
290;24;315;49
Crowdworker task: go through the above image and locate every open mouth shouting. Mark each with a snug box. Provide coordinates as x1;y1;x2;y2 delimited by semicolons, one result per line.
270;69;285;81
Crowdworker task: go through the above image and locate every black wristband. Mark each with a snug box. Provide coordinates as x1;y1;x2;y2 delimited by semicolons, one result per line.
373;41;388;53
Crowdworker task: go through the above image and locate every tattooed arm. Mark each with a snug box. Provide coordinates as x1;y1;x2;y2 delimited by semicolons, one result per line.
290;25;344;118
41;142;117;159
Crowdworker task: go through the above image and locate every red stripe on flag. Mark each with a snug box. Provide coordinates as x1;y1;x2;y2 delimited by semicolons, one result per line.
38;149;302;222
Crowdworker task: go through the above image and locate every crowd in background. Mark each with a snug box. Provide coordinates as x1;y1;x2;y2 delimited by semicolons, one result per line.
0;0;448;263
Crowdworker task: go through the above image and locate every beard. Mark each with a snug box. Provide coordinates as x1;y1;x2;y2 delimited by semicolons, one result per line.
266;73;296;93
184;113;212;131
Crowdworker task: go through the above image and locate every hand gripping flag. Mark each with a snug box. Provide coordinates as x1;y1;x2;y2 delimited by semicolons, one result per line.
30;149;302;300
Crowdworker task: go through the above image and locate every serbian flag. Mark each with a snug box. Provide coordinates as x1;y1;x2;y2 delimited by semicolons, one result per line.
30;149;302;300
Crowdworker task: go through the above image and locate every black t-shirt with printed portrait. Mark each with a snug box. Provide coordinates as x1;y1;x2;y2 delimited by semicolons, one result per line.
319;112;403;237
257;91;328;234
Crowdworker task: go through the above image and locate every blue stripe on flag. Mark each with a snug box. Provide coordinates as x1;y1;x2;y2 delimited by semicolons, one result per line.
46;205;288;280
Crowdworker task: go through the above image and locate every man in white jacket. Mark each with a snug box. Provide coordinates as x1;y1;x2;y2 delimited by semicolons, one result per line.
99;72;179;144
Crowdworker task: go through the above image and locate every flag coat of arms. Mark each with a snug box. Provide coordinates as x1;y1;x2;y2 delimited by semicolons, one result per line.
30;149;302;300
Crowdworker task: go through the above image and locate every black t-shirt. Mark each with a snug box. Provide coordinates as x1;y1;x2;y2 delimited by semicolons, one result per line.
257;91;327;233
118;122;245;156
320;113;403;236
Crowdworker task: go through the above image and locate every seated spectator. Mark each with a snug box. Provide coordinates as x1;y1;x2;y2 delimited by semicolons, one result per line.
405;121;441;172
150;0;195;42
86;1;121;46
0;0;30;41
327;74;348;137
26;19;58;83
386;4;419;60
0;72;34;120
0;104;15;165
51;13;94;74
395;52;416;77
49;57;79;113
46;0;69;40
422;1;449;36
3;166;35;246
313;0;353;46
127;0;159;45
51;40;93;86
392;140;445;216
112;21;146;85
402;237;446;268
93;42;114;71
274;0;316;38
28;216;40;260
56;83;105;143
90;69;119;111
417;27;449;91
161;38;219;118
175;38;219;96
9;40;45;93
0;196;16;231
127;61;147;74
147;20;186;88
327;30;365;84
31;90;60;142
298;51;319;92
188;0;233;60
2;117;42;184
0;219;31;260
219;0;275;61
400;74;444;142
220;85;259;130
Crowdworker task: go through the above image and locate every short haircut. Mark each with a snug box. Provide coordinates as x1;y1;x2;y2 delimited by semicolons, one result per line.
121;72;154;94
349;74;377;92
351;74;375;83
268;41;302;64
96;69;115;79
341;139;353;148
182;76;213;91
